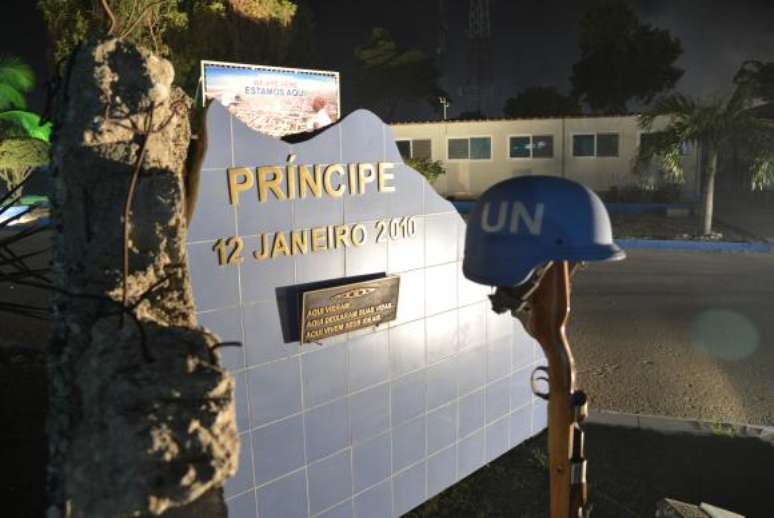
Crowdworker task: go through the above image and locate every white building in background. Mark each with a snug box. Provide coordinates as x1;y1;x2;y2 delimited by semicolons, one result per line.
390;114;700;198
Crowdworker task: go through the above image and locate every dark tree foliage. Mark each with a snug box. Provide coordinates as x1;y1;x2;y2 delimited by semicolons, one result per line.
734;60;774;104
38;1;316;97
0;56;35;111
167;1;309;94
570;0;683;113
503;86;580;118
38;0;189;63
455;111;485;120
282;0;320;69
354;27;446;121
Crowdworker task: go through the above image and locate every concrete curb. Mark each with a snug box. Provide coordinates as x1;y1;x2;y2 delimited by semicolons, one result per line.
587;409;774;445
451;201;697;216
605;202;694;214
616;238;772;253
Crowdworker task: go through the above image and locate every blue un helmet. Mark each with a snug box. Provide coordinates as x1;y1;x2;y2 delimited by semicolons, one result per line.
463;175;625;287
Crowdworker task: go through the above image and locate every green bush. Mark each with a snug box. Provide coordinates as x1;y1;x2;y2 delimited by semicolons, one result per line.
602;182;681;204
405;157;446;184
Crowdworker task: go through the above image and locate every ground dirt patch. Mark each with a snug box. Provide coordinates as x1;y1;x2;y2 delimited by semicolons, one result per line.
408;424;774;518
611;213;758;242
0;346;47;518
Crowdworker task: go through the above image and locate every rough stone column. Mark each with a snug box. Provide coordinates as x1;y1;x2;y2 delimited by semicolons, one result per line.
47;39;237;517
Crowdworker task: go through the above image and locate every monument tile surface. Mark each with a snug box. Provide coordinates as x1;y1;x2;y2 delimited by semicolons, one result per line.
189;102;547;517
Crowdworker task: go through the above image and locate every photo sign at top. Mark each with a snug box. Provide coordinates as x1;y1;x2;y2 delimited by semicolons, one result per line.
186;101;546;518
201;60;340;136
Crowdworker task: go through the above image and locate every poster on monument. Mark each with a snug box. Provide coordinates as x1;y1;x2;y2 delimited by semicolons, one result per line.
201;60;340;137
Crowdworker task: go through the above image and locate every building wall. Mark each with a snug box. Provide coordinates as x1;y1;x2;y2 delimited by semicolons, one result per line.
391;115;699;199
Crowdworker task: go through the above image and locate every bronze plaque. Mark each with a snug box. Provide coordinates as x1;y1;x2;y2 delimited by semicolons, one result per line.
300;276;400;343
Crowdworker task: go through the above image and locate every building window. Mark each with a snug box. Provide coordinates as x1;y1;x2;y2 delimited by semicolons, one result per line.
573;134;596;157
573;133;619;157
533;135;554;158
470;137;491;159
448;138;469;159
597;133;619;157
396;140;411;159
412;139;432;159
509;136;531;158
396;138;432;160
448;136;491;160
509;135;554;158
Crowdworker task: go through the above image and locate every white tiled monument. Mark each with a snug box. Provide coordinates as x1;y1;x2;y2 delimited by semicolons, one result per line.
187;102;547;518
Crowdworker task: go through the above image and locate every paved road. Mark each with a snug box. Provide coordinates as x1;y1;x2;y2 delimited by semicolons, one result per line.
568;248;774;426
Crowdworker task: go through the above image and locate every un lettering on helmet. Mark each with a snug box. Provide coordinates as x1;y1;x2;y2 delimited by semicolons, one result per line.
480;201;545;235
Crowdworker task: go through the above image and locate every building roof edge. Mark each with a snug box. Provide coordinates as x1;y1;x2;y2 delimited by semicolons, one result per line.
390;113;643;125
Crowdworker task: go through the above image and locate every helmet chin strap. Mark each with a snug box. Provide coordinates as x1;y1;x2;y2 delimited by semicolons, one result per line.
488;261;585;331
487;261;554;329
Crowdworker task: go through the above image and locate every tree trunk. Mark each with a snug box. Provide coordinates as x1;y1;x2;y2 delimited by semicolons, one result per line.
701;148;718;235
47;39;237;518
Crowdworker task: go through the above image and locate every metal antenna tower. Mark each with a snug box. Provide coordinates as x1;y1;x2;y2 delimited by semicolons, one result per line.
465;0;493;114
437;0;448;57
467;0;491;38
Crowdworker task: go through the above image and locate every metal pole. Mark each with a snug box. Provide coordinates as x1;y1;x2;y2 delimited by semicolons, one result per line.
439;96;450;121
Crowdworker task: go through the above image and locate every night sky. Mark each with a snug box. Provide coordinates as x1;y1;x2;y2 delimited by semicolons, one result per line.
4;0;774;118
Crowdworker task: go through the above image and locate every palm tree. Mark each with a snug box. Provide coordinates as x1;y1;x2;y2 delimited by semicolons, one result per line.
638;85;774;235
0;56;50;140
0;56;34;110
0;56;50;197
0;59;52;320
